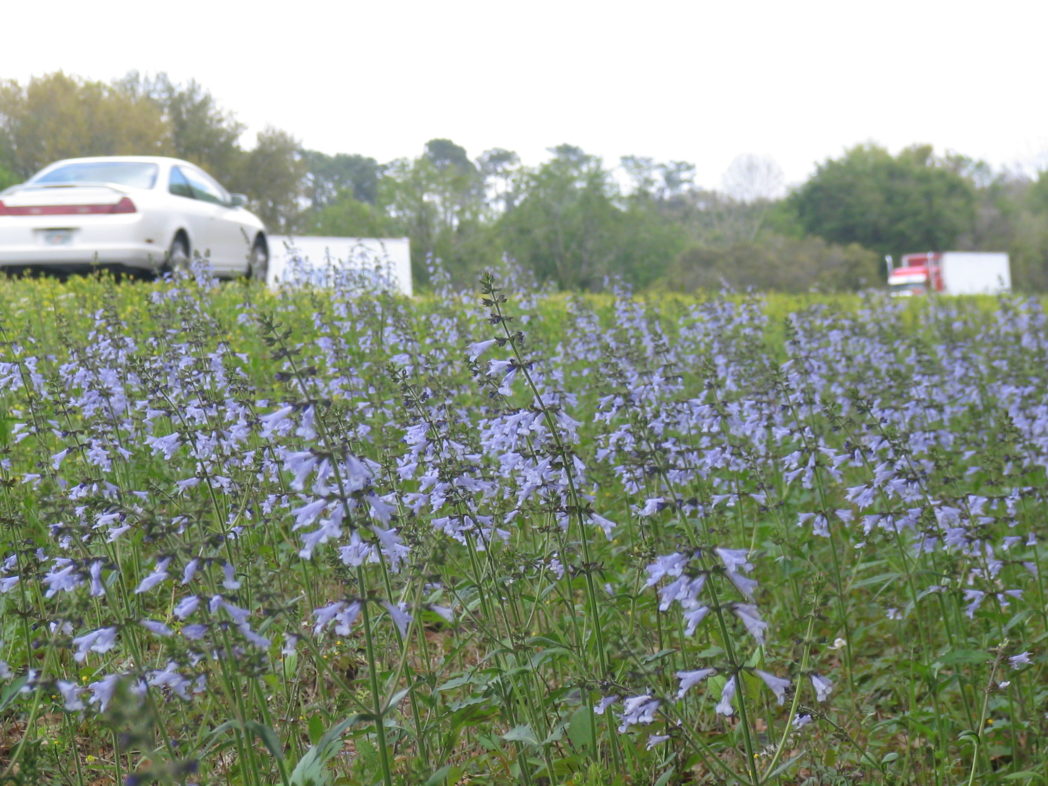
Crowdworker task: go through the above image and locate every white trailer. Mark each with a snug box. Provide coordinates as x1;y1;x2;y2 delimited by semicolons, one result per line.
266;236;412;296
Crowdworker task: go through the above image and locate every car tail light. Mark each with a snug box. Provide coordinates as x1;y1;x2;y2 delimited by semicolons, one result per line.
0;198;137;215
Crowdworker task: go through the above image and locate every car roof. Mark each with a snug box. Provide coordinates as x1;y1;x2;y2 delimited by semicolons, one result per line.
39;156;199;169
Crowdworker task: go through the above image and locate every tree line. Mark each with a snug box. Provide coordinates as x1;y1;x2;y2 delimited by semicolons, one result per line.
4;72;1048;291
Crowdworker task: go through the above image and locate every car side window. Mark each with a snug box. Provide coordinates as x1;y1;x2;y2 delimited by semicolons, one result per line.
182;167;230;206
169;167;195;199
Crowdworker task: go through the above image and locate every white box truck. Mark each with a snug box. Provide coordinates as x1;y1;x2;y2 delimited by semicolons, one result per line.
886;252;1011;296
266;236;412;296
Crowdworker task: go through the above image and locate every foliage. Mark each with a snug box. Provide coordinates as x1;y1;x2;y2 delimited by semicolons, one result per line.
306;195;398;238
0;72;172;177
301;151;383;208
117;72;245;177
790;143;977;258
0;161;18;191
668;234;881;292
231;127;308;232
497;146;689;289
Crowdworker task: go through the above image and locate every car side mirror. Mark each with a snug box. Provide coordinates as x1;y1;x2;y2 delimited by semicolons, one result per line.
229;193;249;207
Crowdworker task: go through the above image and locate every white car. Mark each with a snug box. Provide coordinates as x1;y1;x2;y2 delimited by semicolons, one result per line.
0;156;268;279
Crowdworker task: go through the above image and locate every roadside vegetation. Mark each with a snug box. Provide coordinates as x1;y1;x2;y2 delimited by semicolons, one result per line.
0;268;1045;784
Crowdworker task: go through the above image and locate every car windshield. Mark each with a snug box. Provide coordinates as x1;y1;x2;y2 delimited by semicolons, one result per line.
30;162;159;189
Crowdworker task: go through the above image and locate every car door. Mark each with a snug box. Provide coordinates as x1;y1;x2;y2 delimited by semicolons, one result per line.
176;166;250;273
168;166;217;266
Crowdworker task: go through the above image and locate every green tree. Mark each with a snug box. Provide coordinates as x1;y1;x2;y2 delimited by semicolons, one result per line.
478;148;521;216
498;146;617;289
498;146;685;290
790;143;976;258
300;151;382;208
306;195;396;237
1007;170;1048;289
378;140;492;285
116;72;244;178
0;161;18;190
231;128;307;232
0;72;172;177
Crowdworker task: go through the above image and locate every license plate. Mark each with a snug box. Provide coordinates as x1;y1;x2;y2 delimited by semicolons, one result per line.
41;229;73;246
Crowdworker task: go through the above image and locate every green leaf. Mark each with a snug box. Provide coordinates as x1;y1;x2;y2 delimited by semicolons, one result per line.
0;675;28;712
762;752;804;780
197;719;240;757
307;714;326;745
290;714;368;786
1001;771;1047;782
641;648;677;664
936;649;992;667
245;721;287;772
530;646;572;668
567;705;594;754
502;724;540;746
384;687;410;711
1004;609;1033;634
851;571;902;589
542;722;565;745
436;674;475;692
422;764;459;786
693;645;724;658
653;767;677;786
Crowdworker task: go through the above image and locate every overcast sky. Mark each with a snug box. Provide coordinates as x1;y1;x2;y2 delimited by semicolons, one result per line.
3;0;1046;191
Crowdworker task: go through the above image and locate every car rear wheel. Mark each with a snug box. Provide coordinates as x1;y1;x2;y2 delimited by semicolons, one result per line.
164;236;190;276
248;240;269;282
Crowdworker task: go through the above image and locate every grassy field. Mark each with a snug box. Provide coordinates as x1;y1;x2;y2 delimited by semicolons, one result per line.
0;267;1045;785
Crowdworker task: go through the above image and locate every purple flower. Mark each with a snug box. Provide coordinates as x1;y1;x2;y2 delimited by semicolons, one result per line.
147;662;195;700
72;627;118;662
715;548;752;574
221;562;240;590
963;589;986;618
174;595;200;620
792;713;812;729
590;512;616;539
732;603;767;644
259;404;295;437
617;694;660;732
810;673;833;702
182;624;208;641
675;668;716;699
140;619;173;637
87;674;121;710
715;676;737;716
682;604;710;636
467;339;497;362
238;622;271;650
755;670;790;705
646;733;669;750
645;552;689;587
135;558;171;594
1008;652;1032;669
56;680;85;711
383;601;413;637
43;560;82;598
